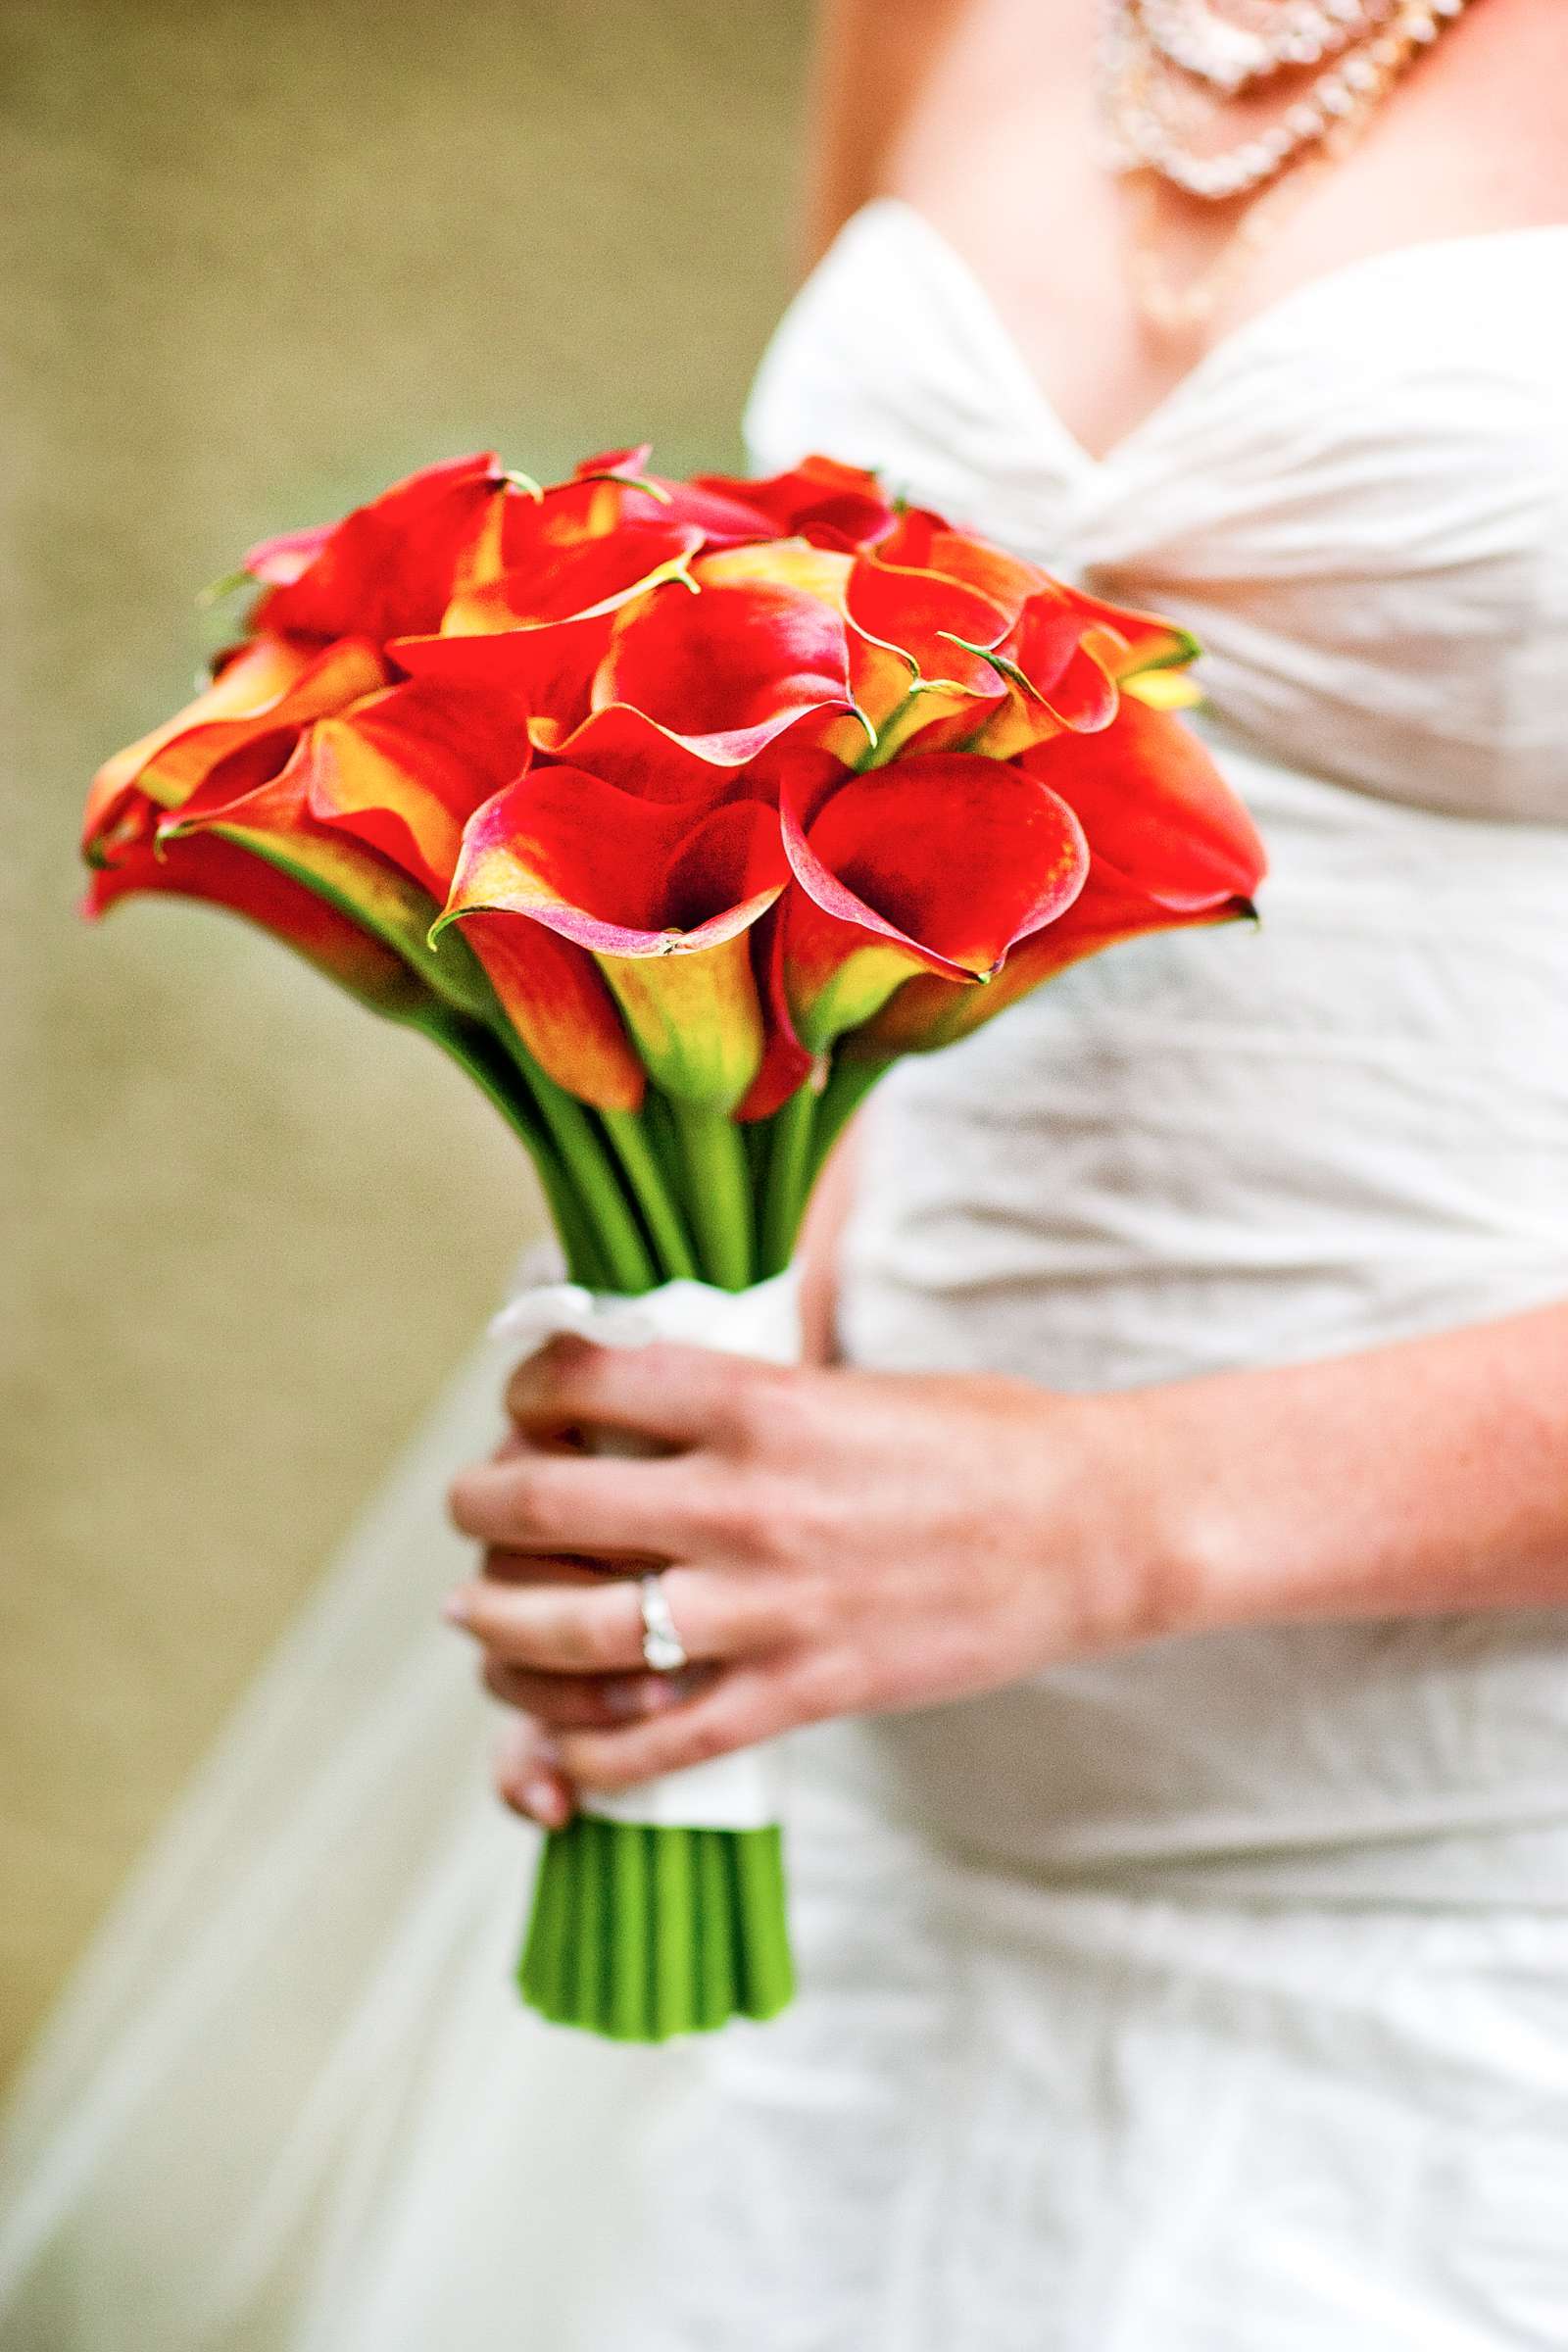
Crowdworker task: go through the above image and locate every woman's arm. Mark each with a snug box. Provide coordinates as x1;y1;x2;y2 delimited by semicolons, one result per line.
446;1294;1568;1822
1148;1295;1568;1634
796;1121;858;1366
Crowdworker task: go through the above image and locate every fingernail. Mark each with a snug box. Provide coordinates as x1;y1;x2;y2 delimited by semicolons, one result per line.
441;1591;472;1626
523;1777;569;1828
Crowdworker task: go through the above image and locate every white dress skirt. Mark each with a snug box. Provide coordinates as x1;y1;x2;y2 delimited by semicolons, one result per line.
6;200;1568;2349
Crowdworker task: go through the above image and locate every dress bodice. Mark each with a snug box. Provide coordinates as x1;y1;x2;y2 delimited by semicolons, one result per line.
746;200;1568;1898
747;198;1568;823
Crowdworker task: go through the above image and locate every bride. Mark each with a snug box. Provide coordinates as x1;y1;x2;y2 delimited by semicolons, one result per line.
7;0;1568;2343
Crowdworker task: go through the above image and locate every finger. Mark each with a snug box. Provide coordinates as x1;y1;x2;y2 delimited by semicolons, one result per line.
505;1334;767;1447
481;1658;715;1730
448;1451;728;1557
492;1716;575;1829
556;1664;801;1793
482;1548;629;1589
444;1564;785;1675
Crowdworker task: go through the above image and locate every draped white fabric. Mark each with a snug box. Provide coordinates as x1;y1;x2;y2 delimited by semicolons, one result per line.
6;200;1568;2347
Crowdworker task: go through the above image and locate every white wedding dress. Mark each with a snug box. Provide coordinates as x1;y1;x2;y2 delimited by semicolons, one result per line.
6;199;1568;2350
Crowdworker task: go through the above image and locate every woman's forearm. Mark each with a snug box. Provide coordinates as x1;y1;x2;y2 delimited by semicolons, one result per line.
1145;1297;1568;1640
446;1271;1568;1804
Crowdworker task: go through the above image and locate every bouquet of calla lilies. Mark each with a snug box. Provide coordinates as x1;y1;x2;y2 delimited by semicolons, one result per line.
83;446;1265;2038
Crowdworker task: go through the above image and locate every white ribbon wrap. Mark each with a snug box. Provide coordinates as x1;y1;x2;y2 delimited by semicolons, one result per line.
487;1271;802;1832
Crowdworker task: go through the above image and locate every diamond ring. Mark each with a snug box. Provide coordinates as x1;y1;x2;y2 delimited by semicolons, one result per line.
638;1572;689;1674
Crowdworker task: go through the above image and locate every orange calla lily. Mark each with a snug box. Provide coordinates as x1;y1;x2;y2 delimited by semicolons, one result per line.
155;735;498;1024
83;635;387;860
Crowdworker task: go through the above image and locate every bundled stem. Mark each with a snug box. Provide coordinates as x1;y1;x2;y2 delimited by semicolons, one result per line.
669;1102;756;1291
600;1108;700;1283
759;1081;817;1278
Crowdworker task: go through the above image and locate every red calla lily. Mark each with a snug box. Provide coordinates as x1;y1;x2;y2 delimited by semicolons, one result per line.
291;678;536;899
1019;688;1266;909
440;767;790;1109
777;753;1090;1051
571;566;858;769
850;694;1264;1056
247;453;505;644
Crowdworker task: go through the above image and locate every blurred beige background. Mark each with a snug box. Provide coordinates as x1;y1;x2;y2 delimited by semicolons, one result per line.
1;0;810;2083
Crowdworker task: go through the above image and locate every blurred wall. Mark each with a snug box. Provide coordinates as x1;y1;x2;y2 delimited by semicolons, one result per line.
1;0;810;2082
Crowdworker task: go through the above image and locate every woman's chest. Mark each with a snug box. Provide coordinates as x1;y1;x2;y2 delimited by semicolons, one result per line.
875;0;1568;466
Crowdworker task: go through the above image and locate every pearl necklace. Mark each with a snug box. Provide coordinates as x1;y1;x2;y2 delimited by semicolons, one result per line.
1140;0;1397;95
1099;0;1477;331
1102;0;1470;203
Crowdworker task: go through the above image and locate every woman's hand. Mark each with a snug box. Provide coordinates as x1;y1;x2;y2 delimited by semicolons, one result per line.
444;1336;1177;1827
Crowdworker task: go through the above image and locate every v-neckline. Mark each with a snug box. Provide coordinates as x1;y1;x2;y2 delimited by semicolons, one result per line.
865;196;1568;473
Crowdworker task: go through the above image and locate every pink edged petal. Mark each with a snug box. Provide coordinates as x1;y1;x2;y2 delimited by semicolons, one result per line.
846;553;1011;694
441;768;789;1108
441;521;705;634
779;753;1089;1049
1058;583;1202;679
243;522;334;587
441;767;786;950
528;707;751;805
960;595;1121;760
877;512;1049;616
851;868;1256;1057
572;443;655;481
392;535;707;752
583;573;856;768
568;450;779;547
842;553;1015;753
691;457;899;552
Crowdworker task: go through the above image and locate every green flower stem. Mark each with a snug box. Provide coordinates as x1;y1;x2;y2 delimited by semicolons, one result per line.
670;1102;756;1291
734;1828;795;2020
640;1088;686;1194
520;1819;794;2038
652;1828;698;2037
600;1108;700;1284
608;1825;652;2039
570;1817;610;2027
759;1082;818;1277
855;682;926;772
517;1824;573;2016
808;1055;888;1188
422;1016;608;1288
504;1057;658;1296
542;1171;612;1294
695;1831;738;2031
